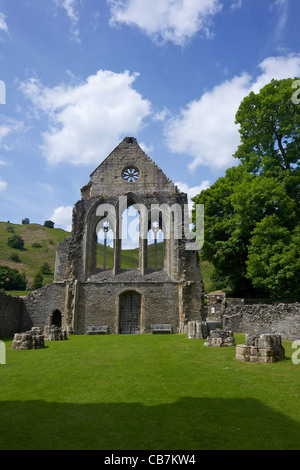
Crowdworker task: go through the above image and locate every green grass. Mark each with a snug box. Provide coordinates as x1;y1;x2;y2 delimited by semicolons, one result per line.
0;334;299;450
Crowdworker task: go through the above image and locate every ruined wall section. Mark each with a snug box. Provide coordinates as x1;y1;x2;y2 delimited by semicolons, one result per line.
21;284;66;332
75;281;180;335
0;290;23;338
223;301;300;341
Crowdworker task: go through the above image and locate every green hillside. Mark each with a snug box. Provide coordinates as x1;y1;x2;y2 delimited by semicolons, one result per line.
0;222;214;294
0;222;70;289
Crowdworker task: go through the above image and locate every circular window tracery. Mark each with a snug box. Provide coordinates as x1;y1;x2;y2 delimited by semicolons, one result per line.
122;166;140;183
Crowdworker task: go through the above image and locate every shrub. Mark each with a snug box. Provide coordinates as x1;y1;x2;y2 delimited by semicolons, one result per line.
40;262;52;275
32;272;43;290
7;234;24;250
10;253;21;262
32;242;42;248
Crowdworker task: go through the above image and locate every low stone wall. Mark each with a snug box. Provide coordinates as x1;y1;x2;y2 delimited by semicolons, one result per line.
223;302;300;341
0;290;23;338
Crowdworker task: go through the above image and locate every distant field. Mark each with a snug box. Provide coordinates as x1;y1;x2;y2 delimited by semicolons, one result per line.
1;334;299;450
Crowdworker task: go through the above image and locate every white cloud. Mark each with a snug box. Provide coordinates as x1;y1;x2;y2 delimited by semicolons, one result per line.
54;0;79;23
108;0;222;46
230;0;242;10
0;12;8;34
175;180;210;210
0;119;24;153
0;176;7;191
49;206;73;231
165;53;300;172
53;0;81;42
20;70;152;166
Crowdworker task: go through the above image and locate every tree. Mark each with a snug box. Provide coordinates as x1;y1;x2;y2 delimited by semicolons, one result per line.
7;234;25;250
247;216;300;299
44;220;54;228
234;78;300;177
0;265;27;291
193;78;300;299
22;218;30;225
40;262;52;275
32;271;43;290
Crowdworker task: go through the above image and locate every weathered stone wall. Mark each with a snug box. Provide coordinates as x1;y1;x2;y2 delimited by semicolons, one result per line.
21;283;66;332
75;281;182;334
223;301;300;341
0;290;23;338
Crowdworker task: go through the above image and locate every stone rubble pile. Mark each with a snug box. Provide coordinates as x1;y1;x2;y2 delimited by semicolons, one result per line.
204;329;236;347
44;325;67;341
11;325;68;350
11;327;45;350
236;334;285;363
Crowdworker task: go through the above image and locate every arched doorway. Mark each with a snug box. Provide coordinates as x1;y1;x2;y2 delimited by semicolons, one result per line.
51;309;62;328
119;292;141;334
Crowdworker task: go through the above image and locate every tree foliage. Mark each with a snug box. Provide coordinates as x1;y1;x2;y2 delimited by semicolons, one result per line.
44;220;54;228
193;78;300;299
32;271;43;290
0;265;27;291
7;234;25;250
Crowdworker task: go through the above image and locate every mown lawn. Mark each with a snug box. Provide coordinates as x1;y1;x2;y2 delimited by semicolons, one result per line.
0;334;299;450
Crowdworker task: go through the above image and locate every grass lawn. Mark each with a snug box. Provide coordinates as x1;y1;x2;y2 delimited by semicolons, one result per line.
0;334;299;450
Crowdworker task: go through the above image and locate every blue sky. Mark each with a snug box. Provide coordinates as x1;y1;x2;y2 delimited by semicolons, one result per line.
0;0;300;231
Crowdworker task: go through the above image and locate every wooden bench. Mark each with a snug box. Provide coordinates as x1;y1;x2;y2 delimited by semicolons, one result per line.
86;325;109;335
151;324;172;334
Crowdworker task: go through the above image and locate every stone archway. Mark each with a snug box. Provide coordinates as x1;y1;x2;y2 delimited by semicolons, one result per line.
50;309;62;328
119;291;141;334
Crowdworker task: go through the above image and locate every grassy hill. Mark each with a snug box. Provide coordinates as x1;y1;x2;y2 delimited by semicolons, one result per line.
0;221;215;293
0;222;70;290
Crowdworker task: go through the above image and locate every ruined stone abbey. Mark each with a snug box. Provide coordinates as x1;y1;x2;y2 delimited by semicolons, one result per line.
2;137;204;336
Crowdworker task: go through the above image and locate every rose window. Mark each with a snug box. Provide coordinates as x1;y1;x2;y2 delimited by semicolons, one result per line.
122;166;140;183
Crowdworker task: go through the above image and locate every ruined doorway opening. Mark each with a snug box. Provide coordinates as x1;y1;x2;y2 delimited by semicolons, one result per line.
119;292;141;334
51;309;62;328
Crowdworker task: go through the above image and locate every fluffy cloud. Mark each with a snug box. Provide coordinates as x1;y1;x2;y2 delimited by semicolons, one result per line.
53;0;79;23
165;54;300;172
0;176;7;191
20;70;152;166
175;180;210;210
0;12;8;34
49;205;73;231
108;0;222;46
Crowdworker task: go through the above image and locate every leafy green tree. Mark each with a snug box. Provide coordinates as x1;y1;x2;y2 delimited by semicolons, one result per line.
247;216;300;299
234;77;300;176
40;262;52;275
44;220;54;228
0;266;27;291
32;271;43;290
193;78;300;299
7;234;25;250
22;218;30;225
